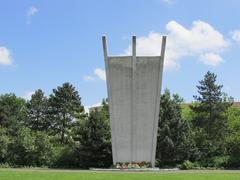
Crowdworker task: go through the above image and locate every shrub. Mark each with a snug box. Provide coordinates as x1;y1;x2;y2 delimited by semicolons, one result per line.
0;162;11;168
52;145;79;168
212;156;229;168
178;160;200;170
155;159;161;167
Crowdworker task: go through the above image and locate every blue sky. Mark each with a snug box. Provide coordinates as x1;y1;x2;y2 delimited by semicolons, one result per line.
0;0;240;107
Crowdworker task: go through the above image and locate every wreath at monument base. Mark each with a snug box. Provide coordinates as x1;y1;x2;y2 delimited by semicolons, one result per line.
114;162;151;169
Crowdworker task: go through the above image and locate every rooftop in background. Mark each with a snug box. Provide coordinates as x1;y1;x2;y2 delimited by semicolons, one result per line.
88;105;103;114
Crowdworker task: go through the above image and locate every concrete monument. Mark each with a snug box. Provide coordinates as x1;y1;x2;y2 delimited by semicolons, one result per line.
102;35;166;167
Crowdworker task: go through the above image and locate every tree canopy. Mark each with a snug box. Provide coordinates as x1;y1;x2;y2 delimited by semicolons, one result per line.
0;72;239;169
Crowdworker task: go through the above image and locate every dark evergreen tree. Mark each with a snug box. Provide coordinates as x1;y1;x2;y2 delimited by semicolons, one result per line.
26;89;50;131
48;82;84;144
156;89;193;166
191;71;233;164
76;100;112;168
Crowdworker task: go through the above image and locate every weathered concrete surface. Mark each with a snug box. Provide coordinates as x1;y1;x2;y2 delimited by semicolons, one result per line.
102;36;166;167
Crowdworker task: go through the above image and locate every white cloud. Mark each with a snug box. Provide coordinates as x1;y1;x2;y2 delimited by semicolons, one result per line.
0;47;12;65
83;68;106;82
124;20;229;69
83;75;95;81
22;91;35;100
26;6;38;24
199;53;224;66
94;68;106;81
231;30;240;42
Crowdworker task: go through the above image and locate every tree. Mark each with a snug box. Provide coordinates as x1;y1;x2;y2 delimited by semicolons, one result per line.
7;127;35;166
48;82;84;143
156;89;193;166
33;131;55;167
190;71;232;164
7;127;55;167
0;128;10;163
26;89;49;131
0;94;26;135
76;100;112;168
224;106;240;167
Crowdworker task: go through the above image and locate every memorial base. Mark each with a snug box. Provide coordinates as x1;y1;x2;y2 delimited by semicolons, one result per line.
89;168;160;172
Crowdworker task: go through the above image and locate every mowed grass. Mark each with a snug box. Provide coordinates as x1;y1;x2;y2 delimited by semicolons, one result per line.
0;169;240;180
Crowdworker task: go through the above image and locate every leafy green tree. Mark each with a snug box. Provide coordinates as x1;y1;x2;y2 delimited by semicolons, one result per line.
7;127;35;166
156;89;193;166
26;89;50;131
48;82;84;143
33;131;55;167
224;106;240;167
227;106;240;132
0;128;10;162
0;94;26;135
191;71;232;164
7;127;56;167
181;104;195;122
225;133;240;167
76;100;112;168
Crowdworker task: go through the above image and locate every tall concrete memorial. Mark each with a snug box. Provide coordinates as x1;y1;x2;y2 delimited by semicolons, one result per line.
102;35;166;167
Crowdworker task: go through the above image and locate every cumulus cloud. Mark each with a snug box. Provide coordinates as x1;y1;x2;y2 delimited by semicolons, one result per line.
22;91;35;100
231;30;240;42
124;20;229;69
199;53;224;66
0;47;13;65
83;68;106;81
26;6;38;24
94;68;106;81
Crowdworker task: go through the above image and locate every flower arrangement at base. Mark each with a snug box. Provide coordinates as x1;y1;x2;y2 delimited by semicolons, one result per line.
114;162;151;169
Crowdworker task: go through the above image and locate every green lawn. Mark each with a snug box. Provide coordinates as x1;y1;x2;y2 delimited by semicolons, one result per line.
0;169;240;180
